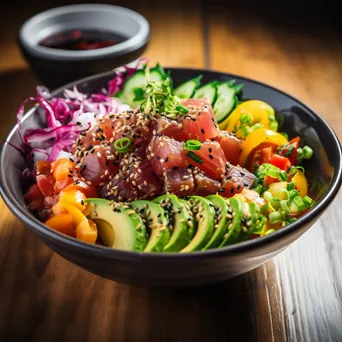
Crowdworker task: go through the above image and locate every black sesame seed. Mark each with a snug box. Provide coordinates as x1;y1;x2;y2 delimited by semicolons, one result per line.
237;185;241;190
208;148;212;153
209;154;214;160
240;171;245;176
67;175;73;178
157;156;161;160
173;166;179;171
69;158;74;162
157;219;163;224
165;157;169;162
230;188;234;193
76;121;81;125
201;129;205;134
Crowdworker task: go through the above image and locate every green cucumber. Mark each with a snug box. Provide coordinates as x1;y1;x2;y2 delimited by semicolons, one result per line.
220;197;244;246
213;81;237;124
193;81;219;105
174;75;203;99
121;65;166;108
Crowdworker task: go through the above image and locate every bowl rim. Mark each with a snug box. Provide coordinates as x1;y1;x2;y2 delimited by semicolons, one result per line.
18;4;150;61
1;67;341;261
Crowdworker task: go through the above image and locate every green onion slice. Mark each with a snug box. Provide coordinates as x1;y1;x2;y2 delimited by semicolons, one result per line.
293;196;306;211
113;137;133;153
184;140;201;151
187;151;203;164
258;163;281;179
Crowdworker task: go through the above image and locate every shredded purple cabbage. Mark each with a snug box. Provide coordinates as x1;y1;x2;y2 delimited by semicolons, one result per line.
11;59;147;177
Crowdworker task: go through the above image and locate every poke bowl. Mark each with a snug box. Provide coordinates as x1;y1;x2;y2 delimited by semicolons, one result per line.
0;61;341;287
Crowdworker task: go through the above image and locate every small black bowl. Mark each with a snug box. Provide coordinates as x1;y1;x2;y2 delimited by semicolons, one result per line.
18;4;150;88
1;68;341;287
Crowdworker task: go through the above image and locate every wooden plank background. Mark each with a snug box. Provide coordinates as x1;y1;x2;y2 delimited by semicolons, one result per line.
0;1;341;341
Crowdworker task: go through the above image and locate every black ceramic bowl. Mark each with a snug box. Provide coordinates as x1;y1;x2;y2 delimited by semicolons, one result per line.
18;4;150;88
1;69;341;287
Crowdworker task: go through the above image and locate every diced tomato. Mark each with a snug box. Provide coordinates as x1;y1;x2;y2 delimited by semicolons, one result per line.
147;136;187;177
264;175;278;187
24;183;45;211
36;160;52;175
280;136;300;165
214;131;242;165
188;141;227;180
52;158;75;181
270;154;291;171
36;174;56;197
81;145;119;187
54;177;74;194
180;98;219;141
247;143;277;173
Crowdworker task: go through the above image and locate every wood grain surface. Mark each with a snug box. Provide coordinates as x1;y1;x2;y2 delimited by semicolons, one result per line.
0;1;341;341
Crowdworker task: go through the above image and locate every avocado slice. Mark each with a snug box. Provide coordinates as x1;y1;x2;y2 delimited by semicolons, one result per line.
85;198;148;251
179;198;197;240
219;197;244;247
153;194;191;252
238;202;261;242
181;196;215;253
130;200;171;252
204;195;230;250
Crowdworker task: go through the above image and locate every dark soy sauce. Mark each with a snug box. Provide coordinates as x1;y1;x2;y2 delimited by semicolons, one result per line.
39;29;126;50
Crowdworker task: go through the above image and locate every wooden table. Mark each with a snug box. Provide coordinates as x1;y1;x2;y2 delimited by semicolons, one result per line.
1;1;342;341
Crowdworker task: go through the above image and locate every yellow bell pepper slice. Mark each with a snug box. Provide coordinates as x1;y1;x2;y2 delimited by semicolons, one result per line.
219;100;276;136
59;201;98;244
291;171;308;197
239;128;288;167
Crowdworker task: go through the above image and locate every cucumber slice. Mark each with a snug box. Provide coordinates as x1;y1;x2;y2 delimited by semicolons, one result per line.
174;75;203;99
220;197;244;247
121;65;166;108
193;81;219;105
150;63;167;81
121;69;147;108
213;82;237;124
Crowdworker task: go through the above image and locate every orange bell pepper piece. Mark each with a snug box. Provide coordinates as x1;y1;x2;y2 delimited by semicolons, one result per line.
45;213;76;237
60;201;98;244
52;189;86;215
52;158;75;181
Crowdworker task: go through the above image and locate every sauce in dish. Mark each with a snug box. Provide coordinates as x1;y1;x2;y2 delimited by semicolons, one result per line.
39;29;126;50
